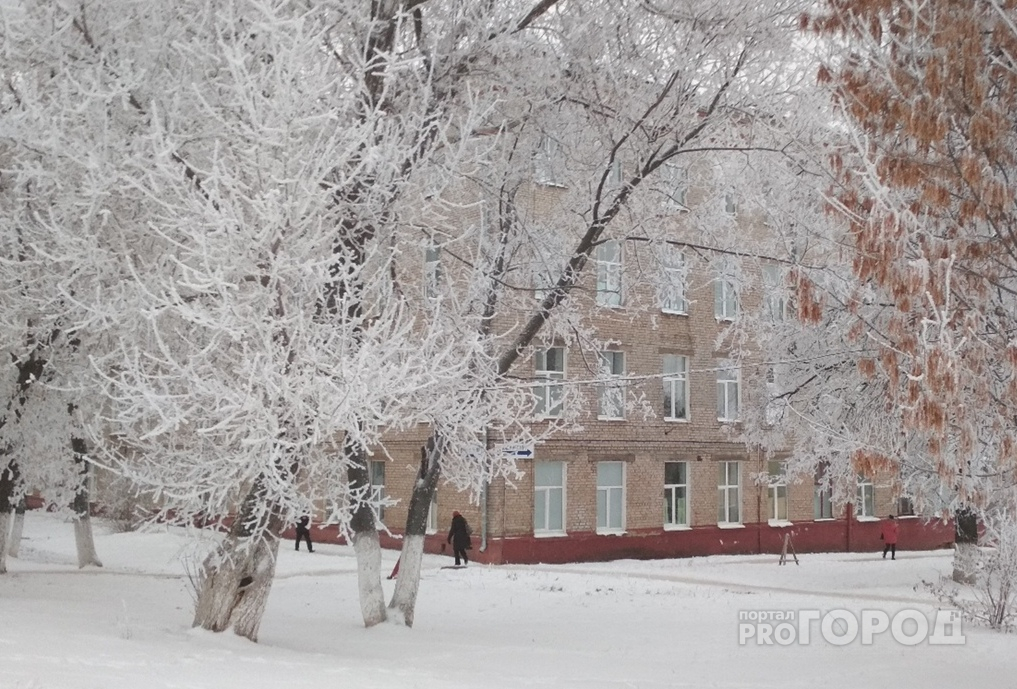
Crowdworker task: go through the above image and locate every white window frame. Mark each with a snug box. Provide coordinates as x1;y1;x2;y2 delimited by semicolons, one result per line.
426;491;438;534
664;461;689;529
718;461;742;525
762;264;788;321
370;460;386;523
534;347;565;418
662;162;689;210
596;461;626;534
424;244;442;300
606;158;623;187
767;460;789;523
714;275;738;321
856;476;876;519
716;363;740;422
663;354;689;422
596;240;623;307
814;482;834;520
723;191;738;216
597;351;625;420
535;134;565;186
897;496;915;517
533;264;556;302
658;246;688;315
534;461;566;535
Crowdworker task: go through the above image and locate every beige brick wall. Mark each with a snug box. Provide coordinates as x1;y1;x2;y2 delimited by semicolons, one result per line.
371;175;910;542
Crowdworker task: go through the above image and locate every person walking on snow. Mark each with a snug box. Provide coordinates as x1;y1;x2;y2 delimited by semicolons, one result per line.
447;511;472;566
295;515;314;552
880;515;898;560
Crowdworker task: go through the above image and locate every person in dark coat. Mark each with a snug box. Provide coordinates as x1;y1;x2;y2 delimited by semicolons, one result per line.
880;515;898;560
295;515;314;552
447;511;472;566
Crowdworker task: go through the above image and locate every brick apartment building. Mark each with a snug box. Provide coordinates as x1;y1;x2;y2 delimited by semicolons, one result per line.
356;160;955;565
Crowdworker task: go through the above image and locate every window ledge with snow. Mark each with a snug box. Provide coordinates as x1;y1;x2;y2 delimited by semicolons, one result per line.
717;523;745;530
855;516;880;522
664;524;692;531
534;531;568;538
767;520;793;528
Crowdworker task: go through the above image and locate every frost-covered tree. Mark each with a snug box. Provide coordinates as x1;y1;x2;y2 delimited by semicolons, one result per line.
801;0;1017;528
0;0;505;637
3;0;824;638
382;0;820;625
731;0;1017;593
0;162;105;573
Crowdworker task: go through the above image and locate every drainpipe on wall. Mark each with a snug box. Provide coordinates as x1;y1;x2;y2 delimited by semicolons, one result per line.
480;429;490;552
756;448;763;555
480;480;488;552
845;502;853;552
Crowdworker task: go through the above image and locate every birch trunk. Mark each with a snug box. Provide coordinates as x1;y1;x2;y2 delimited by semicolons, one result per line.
8;500;25;558
71;438;102;568
72;517;103;568
388;440;441;627
0;461;18;574
348;443;386;627
192;476;282;641
0;511;9;574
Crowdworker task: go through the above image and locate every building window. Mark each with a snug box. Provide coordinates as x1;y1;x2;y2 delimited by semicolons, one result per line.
596;240;623;307
897;496;915;517
426;492;438;534
723;191;737;215
598;351;625;420
716;364;740;422
370;460;386;522
663;354;689;421
533;264;556;302
662;162;688;209
596;461;625;533
714;270;738;321
535;134;565;186
534;347;565;418
718;461;741;525
857;476;875;518
658;246;688;314
767;460;788;522
424;245;442;299
764;365;784;426
534;461;565;534
607;158;623;186
762;264;787;321
664;461;689;528
814;468;834;520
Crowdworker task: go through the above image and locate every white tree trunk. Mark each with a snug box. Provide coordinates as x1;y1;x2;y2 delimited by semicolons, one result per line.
353;530;387;627
8;504;25;558
388;533;425;627
0;511;10;574
73;515;103;568
192;535;279;642
953;541;979;585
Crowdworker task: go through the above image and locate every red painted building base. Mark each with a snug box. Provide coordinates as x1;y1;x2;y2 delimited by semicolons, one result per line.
284;517;955;566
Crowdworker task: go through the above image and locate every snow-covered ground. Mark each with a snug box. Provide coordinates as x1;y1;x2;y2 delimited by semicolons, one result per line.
1;511;1012;689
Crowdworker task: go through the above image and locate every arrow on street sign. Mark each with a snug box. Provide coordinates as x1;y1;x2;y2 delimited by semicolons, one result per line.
498;442;535;459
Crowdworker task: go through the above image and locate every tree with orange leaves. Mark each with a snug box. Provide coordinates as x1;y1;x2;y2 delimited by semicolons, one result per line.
799;0;1017;579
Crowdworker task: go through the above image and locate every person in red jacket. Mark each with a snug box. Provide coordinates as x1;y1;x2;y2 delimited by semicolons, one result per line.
881;515;898;560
